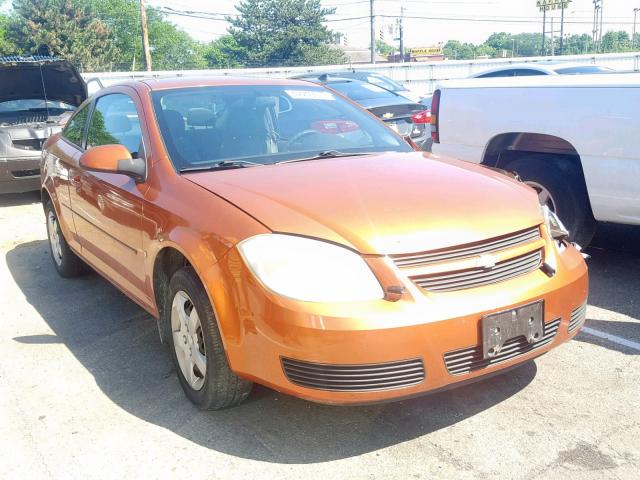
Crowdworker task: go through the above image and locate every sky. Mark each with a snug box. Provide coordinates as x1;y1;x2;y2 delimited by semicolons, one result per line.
147;0;640;48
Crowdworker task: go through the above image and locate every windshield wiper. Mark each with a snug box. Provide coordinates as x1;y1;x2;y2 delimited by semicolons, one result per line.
179;159;265;173
276;150;371;165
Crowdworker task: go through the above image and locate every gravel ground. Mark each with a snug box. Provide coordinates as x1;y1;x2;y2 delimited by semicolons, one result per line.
1;191;638;480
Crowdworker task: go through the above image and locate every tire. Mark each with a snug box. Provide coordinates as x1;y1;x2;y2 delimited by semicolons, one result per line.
44;201;87;277
504;155;596;246
166;267;252;409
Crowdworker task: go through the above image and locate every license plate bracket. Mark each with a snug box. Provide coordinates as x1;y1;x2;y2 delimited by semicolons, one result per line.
482;301;544;359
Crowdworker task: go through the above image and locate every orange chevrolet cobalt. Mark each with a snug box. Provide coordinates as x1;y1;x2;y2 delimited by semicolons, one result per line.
41;77;588;409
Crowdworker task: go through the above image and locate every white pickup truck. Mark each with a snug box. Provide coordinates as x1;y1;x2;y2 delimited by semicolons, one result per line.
431;73;640;245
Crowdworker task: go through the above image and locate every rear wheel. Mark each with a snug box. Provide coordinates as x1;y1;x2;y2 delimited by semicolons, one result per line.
45;201;87;277
504;155;596;246
167;267;252;409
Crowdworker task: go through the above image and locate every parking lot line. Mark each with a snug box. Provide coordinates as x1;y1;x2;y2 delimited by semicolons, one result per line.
581;326;640;352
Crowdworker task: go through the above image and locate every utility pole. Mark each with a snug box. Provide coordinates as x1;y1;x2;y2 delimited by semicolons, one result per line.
592;0;601;51
369;0;375;64
599;0;604;50
140;0;152;71
633;8;639;49
399;6;405;62
559;2;565;54
542;7;546;55
551;16;555;56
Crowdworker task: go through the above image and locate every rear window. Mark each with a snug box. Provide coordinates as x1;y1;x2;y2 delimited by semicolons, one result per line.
327;81;399;101
554;66;614;74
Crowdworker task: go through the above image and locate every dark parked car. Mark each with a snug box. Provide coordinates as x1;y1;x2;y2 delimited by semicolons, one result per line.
294;69;422;102
293;74;432;151
0;56;87;194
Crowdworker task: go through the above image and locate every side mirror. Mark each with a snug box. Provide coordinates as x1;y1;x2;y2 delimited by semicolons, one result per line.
79;144;145;182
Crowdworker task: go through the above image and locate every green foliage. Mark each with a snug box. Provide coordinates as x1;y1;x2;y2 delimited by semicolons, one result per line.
376;39;395;56
0;12;17;55
8;0;118;70
228;0;345;67
202;35;247;69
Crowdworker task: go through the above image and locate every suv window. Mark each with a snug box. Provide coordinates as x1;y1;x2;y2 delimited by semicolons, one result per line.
61;105;90;148
86;94;143;156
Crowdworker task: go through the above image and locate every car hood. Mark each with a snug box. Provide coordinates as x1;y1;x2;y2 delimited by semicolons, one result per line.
0;58;87;106
185;152;542;255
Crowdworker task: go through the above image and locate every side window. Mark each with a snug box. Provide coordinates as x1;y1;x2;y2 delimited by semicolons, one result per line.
513;69;545;76
86;94;143;157
61;105;90;147
478;70;515;78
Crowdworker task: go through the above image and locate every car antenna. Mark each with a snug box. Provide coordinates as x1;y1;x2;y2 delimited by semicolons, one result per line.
38;58;51;121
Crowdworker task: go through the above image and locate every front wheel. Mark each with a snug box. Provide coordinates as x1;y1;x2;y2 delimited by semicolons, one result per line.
45;201;87;277
504;156;596;246
167;267;252;409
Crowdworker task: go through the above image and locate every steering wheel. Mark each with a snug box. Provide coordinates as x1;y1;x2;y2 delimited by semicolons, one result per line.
287;129;322;148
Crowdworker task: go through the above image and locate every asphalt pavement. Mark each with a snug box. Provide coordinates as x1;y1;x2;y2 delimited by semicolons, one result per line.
0;191;638;480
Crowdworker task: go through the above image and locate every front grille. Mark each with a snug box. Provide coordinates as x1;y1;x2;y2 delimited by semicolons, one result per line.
392;226;540;268
281;357;425;392
444;318;560;375
569;302;587;332
11;168;40;178
411;249;542;293
12;138;43;151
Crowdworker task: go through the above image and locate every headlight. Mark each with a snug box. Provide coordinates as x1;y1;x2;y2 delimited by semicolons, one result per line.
541;205;569;241
238;234;384;302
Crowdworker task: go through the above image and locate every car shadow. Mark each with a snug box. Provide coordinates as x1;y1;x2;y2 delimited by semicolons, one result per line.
0;190;41;207
6;239;537;464
584;227;640;322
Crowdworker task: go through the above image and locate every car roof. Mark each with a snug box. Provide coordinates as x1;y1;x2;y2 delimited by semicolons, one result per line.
471;62;608;77
108;76;319;91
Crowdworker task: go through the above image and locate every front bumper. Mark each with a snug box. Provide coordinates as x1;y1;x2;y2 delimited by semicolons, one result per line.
0;157;41;194
213;242;588;405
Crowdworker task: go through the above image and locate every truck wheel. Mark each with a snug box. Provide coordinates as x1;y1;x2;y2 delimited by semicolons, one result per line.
45;201;87;277
504;156;596;246
167;267;252;410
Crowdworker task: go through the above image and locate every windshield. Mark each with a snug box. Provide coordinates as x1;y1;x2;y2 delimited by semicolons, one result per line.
554;66;614;74
0;99;76;113
151;85;411;171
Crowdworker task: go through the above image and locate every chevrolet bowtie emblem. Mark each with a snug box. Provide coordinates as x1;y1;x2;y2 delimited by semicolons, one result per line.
476;254;497;269
382;112;394;119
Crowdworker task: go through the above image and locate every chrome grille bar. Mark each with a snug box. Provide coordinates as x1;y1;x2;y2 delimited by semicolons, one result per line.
392;226;540;268
444;318;560;375
411;249;542;292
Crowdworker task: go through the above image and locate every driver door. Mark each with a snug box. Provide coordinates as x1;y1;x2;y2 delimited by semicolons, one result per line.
70;89;151;307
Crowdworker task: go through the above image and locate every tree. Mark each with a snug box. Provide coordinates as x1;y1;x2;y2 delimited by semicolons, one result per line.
147;17;206;70
202;35;247;69
376;39;395;56
0;12;17;55
601;31;631;53
8;0;118;70
228;0;345;67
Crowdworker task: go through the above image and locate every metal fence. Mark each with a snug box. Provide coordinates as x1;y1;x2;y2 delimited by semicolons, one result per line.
83;52;640;95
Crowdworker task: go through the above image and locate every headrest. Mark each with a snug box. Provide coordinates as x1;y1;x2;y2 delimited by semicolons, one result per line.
186;108;215;127
162;109;185;133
